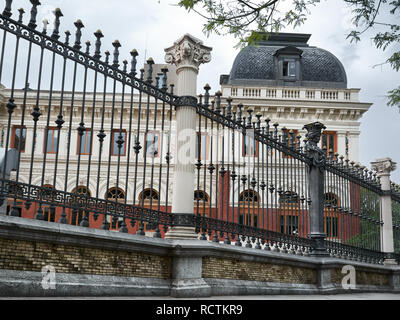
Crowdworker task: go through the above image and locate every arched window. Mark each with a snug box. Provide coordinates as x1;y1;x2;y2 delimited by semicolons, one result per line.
72;186;91;197
239;190;259;227
106;187;125;202
194;190;209;203
70;186;91;226
324;192;339;207
279;191;299;205
138;188;159;202
194;190;210;216
239;189;259;203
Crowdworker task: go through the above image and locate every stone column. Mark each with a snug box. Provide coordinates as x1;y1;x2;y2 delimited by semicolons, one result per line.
348;132;360;162
336;131;347;158
164;34;212;239
303;122;329;256
371;157;397;265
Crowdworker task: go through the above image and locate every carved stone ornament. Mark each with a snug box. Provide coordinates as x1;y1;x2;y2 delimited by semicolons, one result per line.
371;158;397;175
164;33;212;70
303;121;326;168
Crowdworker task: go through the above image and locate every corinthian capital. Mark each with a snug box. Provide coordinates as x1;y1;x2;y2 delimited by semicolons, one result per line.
164;33;212;71
371;157;397;176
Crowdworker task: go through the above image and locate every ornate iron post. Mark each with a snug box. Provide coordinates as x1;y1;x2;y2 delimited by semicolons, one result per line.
164;34;212;239
303;121;329;256
371;157;397;265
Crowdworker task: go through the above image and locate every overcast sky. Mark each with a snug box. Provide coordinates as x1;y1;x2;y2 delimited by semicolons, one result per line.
7;0;400;182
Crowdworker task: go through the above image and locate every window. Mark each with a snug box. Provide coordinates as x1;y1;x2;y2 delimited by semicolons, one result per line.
105;187;125;230
194;190;209;203
11;125;26;152
196;132;209;160
77;129;92;155
43;206;56;223
145;131;159;158
280;215;299;235
239;190;259;203
72;186;91;196
111;130;127;156
242;134;258;157
321;131;337;158
139;188;159;202
325;217;339;238
239;190;259;227
44;127;58;154
282;129;298;158
283;61;296;77
71;209;84;226
106;187;125;201
325;192;339;207
279;191;299;205
194;190;210;216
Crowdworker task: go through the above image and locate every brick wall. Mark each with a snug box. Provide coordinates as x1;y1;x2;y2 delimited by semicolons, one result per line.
202;256;317;284
0;238;172;279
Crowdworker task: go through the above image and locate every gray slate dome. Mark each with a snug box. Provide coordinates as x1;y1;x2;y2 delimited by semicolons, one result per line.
224;33;347;89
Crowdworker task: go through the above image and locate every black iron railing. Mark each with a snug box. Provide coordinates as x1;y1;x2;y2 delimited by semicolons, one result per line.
0;0;395;265
0;1;175;236
392;182;400;258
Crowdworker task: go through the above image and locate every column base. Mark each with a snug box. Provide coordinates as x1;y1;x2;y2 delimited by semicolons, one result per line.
164;226;199;240
308;233;330;257
170;279;211;298
383;259;398;266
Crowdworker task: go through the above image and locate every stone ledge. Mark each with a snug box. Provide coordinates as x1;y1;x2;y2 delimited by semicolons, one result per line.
0;269;170;297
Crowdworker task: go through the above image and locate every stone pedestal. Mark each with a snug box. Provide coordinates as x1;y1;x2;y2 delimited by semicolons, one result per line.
164;226;199;240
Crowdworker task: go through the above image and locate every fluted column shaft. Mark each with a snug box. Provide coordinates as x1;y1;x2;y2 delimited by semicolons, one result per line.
164;34;212;239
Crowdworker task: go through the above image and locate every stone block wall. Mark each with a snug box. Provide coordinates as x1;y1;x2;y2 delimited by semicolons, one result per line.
202;257;317;284
0;238;171;279
0;215;399;297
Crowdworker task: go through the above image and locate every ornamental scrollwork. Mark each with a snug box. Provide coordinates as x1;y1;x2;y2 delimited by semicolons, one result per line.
303;121;326;169
164;34;212;70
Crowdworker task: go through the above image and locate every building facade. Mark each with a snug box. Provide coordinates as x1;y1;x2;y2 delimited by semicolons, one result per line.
0;32;373;240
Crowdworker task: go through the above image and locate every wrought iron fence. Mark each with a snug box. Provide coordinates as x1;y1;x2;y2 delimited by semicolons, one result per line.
191;85;385;262
193;89;312;253
0;1;176;236
323;161;383;264
0;0;395;265
392;182;400;262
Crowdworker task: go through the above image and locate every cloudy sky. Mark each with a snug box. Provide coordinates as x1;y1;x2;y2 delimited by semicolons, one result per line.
6;0;400;182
